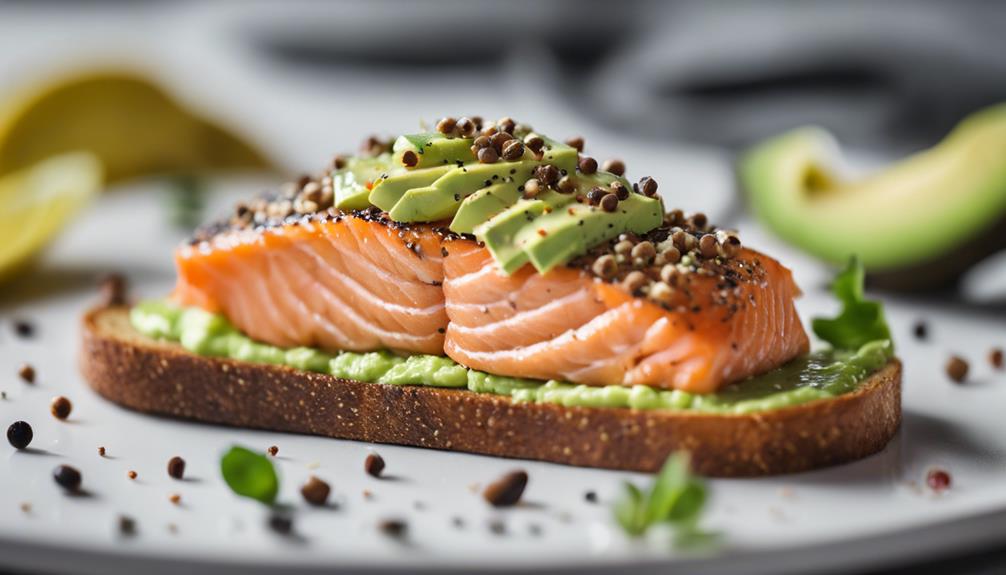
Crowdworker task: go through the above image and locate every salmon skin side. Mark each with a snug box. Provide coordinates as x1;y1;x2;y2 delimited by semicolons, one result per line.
174;211;450;355
441;239;809;394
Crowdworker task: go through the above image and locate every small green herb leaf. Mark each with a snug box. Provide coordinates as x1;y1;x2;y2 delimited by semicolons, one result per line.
614;481;646;536
166;174;206;230
673;524;722;550
643;452;691;525
666;480;707;523
812;256;891;350
220;445;279;504
613;452;710;542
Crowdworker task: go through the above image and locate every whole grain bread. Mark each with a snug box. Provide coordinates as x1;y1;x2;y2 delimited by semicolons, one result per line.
80;307;902;477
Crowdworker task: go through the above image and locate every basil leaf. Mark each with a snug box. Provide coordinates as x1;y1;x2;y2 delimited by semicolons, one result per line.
643;452;690;525
673;524;722;550
812;256;891;350
666;480;706;523
220;445;279;504
614;481;646;536
613;452;709;540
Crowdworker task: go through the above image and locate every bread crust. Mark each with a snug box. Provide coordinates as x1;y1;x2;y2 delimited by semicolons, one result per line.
80;307;902;476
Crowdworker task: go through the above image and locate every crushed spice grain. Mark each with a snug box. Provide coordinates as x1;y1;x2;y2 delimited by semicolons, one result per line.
946;356;969;383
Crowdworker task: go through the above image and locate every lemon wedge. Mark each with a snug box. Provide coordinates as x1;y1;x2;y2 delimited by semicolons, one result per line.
0;152;102;280
0;71;271;183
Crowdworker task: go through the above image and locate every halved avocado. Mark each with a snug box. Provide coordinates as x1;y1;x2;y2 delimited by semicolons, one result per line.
741;103;1006;290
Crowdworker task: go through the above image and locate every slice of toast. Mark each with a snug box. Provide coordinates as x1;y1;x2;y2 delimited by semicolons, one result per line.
80;307;902;477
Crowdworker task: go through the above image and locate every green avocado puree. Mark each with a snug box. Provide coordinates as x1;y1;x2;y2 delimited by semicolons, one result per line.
131;300;893;414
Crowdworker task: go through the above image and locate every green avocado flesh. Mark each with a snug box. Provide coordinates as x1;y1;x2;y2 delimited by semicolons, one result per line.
740;103;1006;272
332;154;392;210
132;300;893;415
330;131;663;274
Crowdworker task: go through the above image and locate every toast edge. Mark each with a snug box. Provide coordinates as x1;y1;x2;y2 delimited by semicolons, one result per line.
80;306;902;477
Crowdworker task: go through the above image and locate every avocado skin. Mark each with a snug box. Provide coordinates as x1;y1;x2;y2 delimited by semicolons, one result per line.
741;103;1006;291
866;214;1006;291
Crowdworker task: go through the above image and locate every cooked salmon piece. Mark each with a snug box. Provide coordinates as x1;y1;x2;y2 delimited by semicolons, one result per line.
173;212;449;355
442;239;809;394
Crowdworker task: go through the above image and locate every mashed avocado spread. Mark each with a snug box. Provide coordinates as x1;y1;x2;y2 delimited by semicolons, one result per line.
131;300;892;415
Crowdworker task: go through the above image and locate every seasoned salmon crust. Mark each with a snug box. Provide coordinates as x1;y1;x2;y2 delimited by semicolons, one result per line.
175;211;451;355
442;240;808;394
174;206;810;394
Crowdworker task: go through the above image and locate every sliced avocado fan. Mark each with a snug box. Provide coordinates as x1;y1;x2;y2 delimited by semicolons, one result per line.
327;131;664;275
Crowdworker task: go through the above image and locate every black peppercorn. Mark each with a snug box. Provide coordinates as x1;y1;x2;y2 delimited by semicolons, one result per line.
365;453;386;477
600;193;619;212
401;150;419;168
53;465;82;492
268;514;294;535
602;159;625;176
167;456;186;480
477;147;499;164
578;156;598;174
7;420;32;450
379;518;407;538
565;136;584;152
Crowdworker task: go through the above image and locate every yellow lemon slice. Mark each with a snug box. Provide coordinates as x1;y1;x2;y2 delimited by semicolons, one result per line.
0;71;271;183
0;152;102;281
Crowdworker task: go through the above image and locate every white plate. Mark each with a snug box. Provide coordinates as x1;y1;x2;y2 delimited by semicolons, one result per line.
1;179;1005;575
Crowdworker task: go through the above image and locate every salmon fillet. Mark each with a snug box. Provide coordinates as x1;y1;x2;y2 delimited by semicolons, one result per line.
442;240;809;394
173;211;449;355
174;207;808;394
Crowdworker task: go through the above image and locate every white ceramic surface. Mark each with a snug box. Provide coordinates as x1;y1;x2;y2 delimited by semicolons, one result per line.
0;178;1004;575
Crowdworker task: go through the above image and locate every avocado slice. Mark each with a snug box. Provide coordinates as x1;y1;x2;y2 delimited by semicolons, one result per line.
389;161;535;222
392;133;473;169
741;103;1006;290
450;182;522;234
450;172;627;234
534;135;580;171
475;200;548;273
387;186;449;222
472;189;661;274
332;154;392;210
521;195;663;273
387;138;579;223
369;165;452;212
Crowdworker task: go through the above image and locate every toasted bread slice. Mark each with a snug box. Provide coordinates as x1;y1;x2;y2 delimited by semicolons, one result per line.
80;307;901;477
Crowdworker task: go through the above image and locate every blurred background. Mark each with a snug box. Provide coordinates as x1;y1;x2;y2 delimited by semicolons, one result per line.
7;0;1006;155
2;0;1006;300
1;0;1006;296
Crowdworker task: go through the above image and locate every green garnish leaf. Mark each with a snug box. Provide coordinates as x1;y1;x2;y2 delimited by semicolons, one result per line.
166;174;206;230
812;256;891;350
673;525;722;550
220;445;279;504
613;452;710;542
643;451;691;524
614;481;646;536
